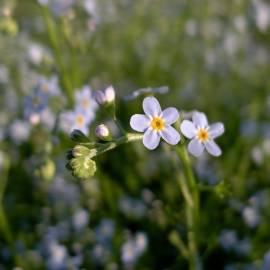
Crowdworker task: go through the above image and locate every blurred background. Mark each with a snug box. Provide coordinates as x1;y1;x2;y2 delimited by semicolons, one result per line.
0;0;270;269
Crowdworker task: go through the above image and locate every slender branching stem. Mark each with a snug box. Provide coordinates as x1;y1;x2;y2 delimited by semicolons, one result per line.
176;144;201;270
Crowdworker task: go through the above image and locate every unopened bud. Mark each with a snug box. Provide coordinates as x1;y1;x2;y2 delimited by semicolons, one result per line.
70;129;89;143
104;85;115;103
94;90;107;105
94;86;115;105
72;145;91;157
69;156;97;179
95;124;111;140
72;145;98;159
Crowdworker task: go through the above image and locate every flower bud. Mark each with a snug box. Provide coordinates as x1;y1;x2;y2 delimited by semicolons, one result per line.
94;90;107;105
70;156;96;179
95;124;111;140
72;145;90;157
94;86;115;105
104;85;115;103
70;129;89;143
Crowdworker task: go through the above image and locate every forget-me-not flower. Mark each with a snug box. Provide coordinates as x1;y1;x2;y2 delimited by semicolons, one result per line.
130;97;180;150
180;111;224;157
60;109;92;135
75;85;97;120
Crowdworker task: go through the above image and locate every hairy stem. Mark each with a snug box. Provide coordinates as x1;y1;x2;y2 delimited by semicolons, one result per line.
176;144;201;270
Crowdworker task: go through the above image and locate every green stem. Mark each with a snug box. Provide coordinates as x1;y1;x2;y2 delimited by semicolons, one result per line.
0;205;12;245
176;144;200;270
0;157;12;245
96;133;143;155
41;7;74;105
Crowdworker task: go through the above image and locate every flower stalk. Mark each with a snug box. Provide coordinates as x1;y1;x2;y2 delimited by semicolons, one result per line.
176;144;201;270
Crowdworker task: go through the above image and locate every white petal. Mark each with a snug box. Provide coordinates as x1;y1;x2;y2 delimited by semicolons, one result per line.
188;139;204;157
205;140;222;156
143;97;161;117
130;114;150;132
209;122;225;139
161;126;181;145
143;128;160;150
192;111;208;128
180;120;197;139
162;107;179;125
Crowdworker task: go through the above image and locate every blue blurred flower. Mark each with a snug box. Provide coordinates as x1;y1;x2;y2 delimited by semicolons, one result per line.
72;208;89;232
9;120;31;144
95;218;115;245
219;229;238;251
121;232;148;267
119;196;146;219
242;206;261;228
75;85;97;119
24;86;49;124
262;250;270;270
60;108;92;135
47;242;67;270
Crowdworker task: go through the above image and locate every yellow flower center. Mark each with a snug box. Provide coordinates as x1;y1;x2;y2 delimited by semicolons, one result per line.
151;117;165;131
81;99;89;108
76;115;85;127
197;128;209;142
42;84;49;93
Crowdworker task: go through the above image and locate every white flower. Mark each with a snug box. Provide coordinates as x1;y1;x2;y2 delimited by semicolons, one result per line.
180;111;224;157
130;97;180;150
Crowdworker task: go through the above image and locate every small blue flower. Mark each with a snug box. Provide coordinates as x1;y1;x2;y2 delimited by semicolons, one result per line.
38;75;60;97
23;75;60;124
75;85;97;120
24;86;49;124
121;232;148;266
130;97;180;150
181;111;225;157
72;208;89;231
60;109;92;135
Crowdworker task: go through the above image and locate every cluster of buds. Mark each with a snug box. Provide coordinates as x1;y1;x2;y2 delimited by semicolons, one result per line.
66;144;97;179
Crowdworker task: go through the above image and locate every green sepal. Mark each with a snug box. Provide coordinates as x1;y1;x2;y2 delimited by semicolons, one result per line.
70;129;90;143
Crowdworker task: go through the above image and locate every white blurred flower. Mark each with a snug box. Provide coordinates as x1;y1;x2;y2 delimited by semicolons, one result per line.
242;206;261;228
38;0;49;5
40;108;56;130
72;208;89;231
47;242;67;270
9;120;31;144
28;43;44;65
251;146;264;165
84;0;97;16
254;0;270;32
121;232;148;266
